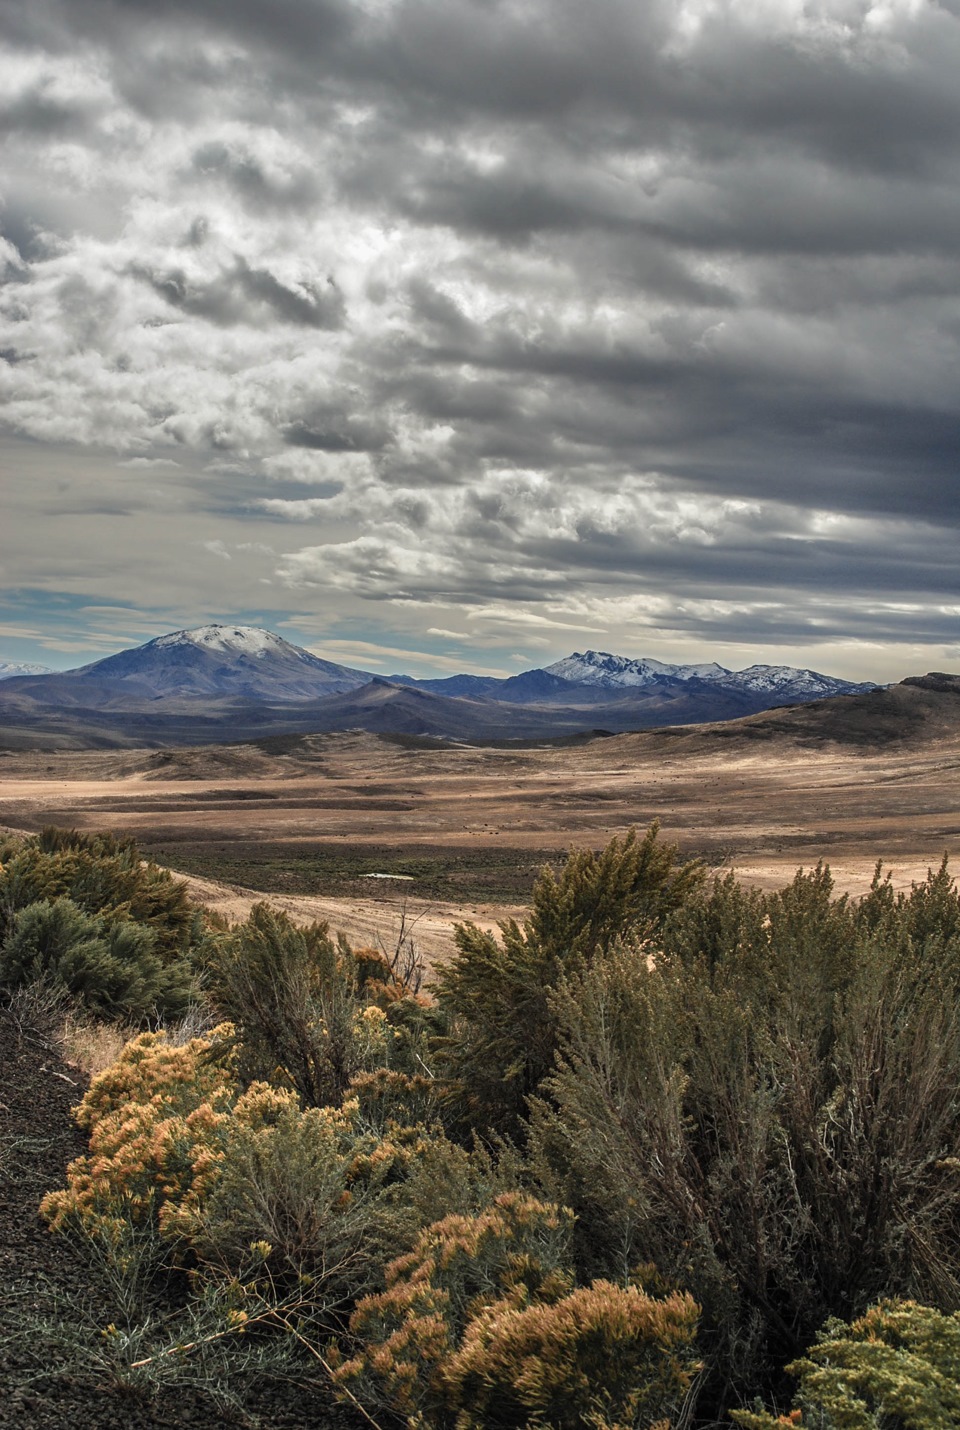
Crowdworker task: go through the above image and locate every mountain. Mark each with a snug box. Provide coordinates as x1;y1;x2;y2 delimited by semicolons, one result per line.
545;652;729;686
0;625;371;710
283;679;608;740
540;650;876;701
0;625;885;749
0;660;53;680
394;649;877;709
67;625;372;700
698;671;960;749
387;673;504;699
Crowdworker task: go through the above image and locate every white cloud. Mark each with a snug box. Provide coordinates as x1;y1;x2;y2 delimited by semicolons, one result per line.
307;638;508;675
118;457;182;468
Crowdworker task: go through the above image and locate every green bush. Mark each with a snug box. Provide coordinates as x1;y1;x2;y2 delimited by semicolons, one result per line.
0;828;202;961
733;1299;960;1429
202;902;435;1109
0;896;196;1020
530;863;960;1413
433;825;703;1136
0;828;205;1020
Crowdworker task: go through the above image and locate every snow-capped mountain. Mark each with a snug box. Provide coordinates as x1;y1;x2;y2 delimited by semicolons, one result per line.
729;664;873;698
0;660;53;680
542;650;876;701
0;625;373;707
70;624;373;700
545;652;729;687
153;626;305;659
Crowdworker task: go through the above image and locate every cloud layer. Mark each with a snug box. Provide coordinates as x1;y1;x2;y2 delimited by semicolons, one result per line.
2;0;959;675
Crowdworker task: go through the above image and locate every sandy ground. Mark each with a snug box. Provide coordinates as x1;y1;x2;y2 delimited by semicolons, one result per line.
2;723;958;958
171;867;526;967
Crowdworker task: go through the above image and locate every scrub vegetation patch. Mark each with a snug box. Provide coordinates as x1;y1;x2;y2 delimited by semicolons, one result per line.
2;824;960;1428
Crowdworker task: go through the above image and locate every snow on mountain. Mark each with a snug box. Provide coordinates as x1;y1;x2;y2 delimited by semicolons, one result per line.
61;624;374;700
154;625;306;660
545;651;732;687
543;654;718;686
543;650;876;699
0;660;54;680
731;664;874;698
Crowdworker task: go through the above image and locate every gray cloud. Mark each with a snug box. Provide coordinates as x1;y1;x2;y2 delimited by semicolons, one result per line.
1;0;959;678
135;258;345;329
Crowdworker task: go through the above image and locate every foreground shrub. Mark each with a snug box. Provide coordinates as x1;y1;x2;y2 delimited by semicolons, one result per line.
335;1192;700;1429
202;902;433;1109
530;864;960;1413
433;825;703;1136
42;1025;480;1319
0;829;205;1021
0;828;201;960
733;1300;960;1429
0;896;196;1019
41;1028;238;1249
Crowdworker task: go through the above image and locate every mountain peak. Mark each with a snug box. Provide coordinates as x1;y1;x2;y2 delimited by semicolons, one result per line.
154;625;301;659
58;624;373;701
540;649;874;698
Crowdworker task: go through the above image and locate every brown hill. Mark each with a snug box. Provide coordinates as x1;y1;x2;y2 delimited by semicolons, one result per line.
690;673;960;749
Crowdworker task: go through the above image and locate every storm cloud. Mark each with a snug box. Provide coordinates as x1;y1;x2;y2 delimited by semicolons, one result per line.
1;0;959;677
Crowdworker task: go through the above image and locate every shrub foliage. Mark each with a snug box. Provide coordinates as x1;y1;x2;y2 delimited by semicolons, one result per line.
202;901;435;1111
32;825;960;1427
530;862;960;1410
733;1299;960;1429
433;824;703;1134
335;1192;700;1429
0;829;201;1019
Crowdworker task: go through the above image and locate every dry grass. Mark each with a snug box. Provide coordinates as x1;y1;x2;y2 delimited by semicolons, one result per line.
59;1003;218;1080
2;716;960;930
59;1010;135;1080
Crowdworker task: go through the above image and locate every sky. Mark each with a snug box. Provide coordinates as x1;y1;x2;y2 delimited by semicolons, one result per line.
1;0;959;681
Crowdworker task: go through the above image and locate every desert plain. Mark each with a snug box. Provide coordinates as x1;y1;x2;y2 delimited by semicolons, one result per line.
2;692;959;965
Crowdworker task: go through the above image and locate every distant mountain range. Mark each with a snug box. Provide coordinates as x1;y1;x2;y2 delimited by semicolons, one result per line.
391;649;871;705
0;660;53;680
0;624;882;749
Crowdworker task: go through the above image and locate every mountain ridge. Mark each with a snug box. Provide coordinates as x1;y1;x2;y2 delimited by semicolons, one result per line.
0;624;888;749
0;660;53;680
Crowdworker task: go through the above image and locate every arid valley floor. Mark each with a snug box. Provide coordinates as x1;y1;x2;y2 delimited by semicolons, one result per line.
3;692;959;964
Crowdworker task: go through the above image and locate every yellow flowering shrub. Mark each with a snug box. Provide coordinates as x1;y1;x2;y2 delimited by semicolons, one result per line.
334;1192;700;1429
75;1026;237;1133
41;1024;474;1314
446;1279;700;1429
162;1087;370;1285
40;1027;239;1248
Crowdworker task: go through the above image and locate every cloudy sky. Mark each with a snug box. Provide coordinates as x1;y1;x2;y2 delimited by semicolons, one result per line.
2;0;959;680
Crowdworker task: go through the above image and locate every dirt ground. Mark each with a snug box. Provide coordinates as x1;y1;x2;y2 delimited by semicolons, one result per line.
169;868;528;968
2;723;959;957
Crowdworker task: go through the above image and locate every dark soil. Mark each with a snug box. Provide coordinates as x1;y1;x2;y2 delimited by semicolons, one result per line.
0;1004;356;1428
